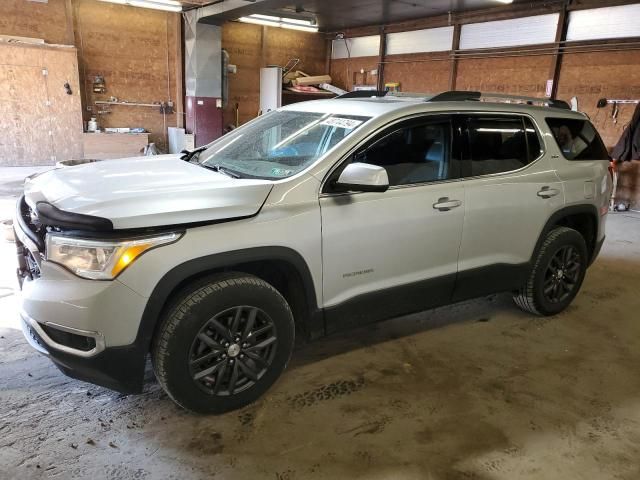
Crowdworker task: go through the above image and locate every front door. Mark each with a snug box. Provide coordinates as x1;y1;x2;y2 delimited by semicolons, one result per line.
319;116;465;332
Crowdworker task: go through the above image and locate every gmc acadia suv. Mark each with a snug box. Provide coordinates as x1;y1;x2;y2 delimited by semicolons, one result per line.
14;91;611;413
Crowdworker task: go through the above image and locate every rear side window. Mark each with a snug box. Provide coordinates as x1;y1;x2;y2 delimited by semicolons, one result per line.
546;118;609;160
466;116;538;176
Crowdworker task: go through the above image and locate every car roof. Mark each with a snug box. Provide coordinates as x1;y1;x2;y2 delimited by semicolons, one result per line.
280;96;588;121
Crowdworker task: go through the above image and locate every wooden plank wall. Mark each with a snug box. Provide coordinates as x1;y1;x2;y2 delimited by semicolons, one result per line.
2;0;181;157
221;22;327;127
329;56;380;91
0;43;83;166
1;0;71;45
73;0;181;152
456;55;552;96
383;52;450;93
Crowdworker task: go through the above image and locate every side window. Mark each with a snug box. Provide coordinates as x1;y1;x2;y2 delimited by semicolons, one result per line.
357;120;453;186
546;118;609;160
466;116;532;176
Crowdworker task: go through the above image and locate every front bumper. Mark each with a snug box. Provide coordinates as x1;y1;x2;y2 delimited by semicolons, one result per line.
20;312;147;393
14;196;151;393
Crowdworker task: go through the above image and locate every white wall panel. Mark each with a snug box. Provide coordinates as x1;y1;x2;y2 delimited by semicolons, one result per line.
331;35;380;59
567;4;640;41
460;13;559;50
386;26;454;55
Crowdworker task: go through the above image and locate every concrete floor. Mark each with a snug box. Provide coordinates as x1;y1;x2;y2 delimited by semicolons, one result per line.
1;191;640;478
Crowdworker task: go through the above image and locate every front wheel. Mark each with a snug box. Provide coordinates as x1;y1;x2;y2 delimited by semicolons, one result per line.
514;226;588;316
152;273;295;414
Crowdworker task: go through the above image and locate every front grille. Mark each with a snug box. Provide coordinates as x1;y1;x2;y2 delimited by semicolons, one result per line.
40;324;97;352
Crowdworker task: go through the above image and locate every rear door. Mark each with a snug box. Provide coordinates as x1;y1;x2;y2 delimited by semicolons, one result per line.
453;113;564;300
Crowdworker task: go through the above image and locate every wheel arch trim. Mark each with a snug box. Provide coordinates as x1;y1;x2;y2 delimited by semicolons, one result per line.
135;246;320;353
532;204;599;264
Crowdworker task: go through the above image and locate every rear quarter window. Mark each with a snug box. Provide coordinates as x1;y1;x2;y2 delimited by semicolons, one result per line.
546;118;609;160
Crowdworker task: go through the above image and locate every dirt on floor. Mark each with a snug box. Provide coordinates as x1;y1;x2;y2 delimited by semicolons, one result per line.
1;213;640;480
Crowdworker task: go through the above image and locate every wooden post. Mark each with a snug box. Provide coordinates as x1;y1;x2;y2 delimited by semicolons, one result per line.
261;26;268;67
548;3;568;100
64;0;74;45
376;26;386;91
449;23;461;91
174;13;184;128
325;38;332;76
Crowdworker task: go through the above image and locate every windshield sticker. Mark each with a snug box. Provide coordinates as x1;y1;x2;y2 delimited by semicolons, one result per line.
320;117;363;130
270;168;294;177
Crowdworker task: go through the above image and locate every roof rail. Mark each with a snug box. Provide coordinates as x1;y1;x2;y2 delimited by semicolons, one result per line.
430;91;481;102
430;90;571;110
336;90;387;99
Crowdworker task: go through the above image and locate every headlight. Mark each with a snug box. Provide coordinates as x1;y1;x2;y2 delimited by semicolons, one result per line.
45;232;181;280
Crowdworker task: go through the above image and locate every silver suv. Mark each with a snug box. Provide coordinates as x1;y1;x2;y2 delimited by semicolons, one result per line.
14;91;611;413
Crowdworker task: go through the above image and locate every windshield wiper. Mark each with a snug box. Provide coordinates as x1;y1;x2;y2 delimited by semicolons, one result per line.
180;146;207;162
201;164;241;178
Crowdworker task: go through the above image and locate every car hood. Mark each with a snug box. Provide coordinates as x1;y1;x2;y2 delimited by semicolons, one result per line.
24;155;274;229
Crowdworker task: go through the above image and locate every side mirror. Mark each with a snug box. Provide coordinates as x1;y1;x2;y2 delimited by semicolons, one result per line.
334;162;389;193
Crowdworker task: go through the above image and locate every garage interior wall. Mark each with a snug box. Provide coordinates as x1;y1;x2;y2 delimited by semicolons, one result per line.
328;1;640;207
2;1;327;155
221;21;327;127
2;0;182;154
0;42;83;166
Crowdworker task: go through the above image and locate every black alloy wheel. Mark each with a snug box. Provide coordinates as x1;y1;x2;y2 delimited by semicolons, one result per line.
189;306;277;396
513;226;588;316
542;245;582;304
152;273;295;414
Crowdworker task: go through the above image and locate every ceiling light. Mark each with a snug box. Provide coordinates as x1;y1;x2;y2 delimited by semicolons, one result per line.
239;14;318;32
493;0;514;3
98;0;183;12
252;14;281;22
239;16;281;28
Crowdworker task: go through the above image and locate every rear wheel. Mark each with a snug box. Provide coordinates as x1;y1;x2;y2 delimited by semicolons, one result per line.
152;273;295;414
514;226;588;316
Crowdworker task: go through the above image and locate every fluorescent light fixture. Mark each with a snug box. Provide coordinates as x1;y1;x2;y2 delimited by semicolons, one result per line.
494;0;514;3
98;0;182;12
239;14;318;32
239;17;281;28
280;24;318;33
276;17;314;26
252;14;281;22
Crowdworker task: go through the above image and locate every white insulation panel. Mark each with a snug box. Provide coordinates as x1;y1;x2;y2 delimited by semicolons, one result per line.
386;26;454;55
460;13;560;50
567;4;640;41
332;35;380;59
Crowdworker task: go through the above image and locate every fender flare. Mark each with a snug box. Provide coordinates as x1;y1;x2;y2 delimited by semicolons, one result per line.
531;204;599;264
134;246;320;352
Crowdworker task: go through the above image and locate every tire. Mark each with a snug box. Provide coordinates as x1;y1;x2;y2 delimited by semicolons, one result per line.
152;272;295;414
514;226;588;316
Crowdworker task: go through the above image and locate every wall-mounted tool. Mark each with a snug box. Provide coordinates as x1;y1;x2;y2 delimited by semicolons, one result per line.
92;75;106;94
95;99;174;114
597;98;639;125
160;101;174;114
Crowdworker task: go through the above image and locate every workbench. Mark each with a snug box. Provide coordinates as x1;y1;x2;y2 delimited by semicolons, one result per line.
82;132;149;160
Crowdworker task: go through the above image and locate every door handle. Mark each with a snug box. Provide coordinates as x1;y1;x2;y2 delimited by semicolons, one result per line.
537;186;560;199
433;197;462;211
